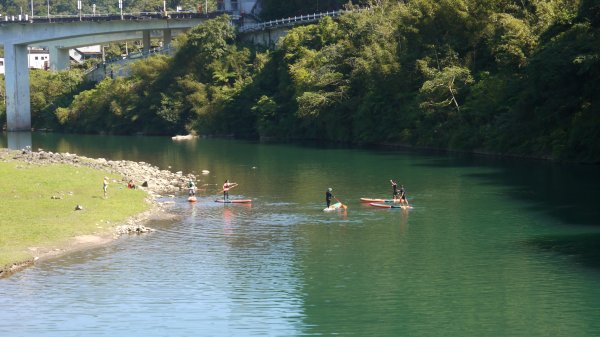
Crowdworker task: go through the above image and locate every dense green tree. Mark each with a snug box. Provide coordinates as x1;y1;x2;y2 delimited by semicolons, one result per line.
20;1;600;162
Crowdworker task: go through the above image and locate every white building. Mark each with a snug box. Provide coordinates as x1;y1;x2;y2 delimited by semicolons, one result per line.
28;48;50;70
0;48;49;75
0;46;104;74
0;51;50;75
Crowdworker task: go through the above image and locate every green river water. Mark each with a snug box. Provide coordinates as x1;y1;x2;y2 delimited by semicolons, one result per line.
1;133;599;336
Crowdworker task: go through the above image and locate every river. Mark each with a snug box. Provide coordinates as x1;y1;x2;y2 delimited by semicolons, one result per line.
1;133;599;336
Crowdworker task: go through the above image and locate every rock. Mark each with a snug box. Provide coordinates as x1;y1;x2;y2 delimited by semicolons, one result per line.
51;195;62;199
3;148;191;198
171;134;197;141
75;205;83;211
115;224;155;235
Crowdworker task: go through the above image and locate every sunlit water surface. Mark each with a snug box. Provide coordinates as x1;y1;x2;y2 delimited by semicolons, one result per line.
1;133;600;336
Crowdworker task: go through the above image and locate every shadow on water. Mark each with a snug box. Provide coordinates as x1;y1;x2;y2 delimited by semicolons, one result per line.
527;233;600;269
408;153;600;269
411;154;600;227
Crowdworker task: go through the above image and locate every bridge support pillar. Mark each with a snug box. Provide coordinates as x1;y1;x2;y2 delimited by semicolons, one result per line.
142;30;151;54
7;131;32;150
4;43;31;131
224;0;232;11
163;29;172;48
49;47;70;71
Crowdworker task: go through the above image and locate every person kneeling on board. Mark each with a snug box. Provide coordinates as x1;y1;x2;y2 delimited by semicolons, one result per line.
326;188;334;208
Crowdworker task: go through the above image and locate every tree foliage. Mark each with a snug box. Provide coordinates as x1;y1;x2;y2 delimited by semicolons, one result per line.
16;1;600;162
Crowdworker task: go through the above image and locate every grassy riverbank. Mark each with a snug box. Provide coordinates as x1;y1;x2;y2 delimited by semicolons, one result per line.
0;154;150;270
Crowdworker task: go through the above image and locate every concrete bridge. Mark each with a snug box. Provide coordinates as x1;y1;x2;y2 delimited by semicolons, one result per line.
0;2;368;133
0;13;208;131
0;0;259;132
0;14;218;131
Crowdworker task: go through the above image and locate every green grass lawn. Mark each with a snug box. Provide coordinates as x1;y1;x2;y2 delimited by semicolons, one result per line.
0;158;150;268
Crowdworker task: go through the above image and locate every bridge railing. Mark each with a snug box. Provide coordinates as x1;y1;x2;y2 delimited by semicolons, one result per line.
84;44;176;81
238;7;372;33
1;10;229;24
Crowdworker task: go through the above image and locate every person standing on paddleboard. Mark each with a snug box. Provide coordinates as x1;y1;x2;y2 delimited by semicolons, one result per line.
326;188;334;208
188;179;196;196
399;185;409;207
223;179;237;201
390;180;399;201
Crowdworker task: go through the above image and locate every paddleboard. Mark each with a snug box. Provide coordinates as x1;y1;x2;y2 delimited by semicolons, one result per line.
215;199;252;204
360;197;399;203
187;196;197;202
369;202;411;209
323;202;343;212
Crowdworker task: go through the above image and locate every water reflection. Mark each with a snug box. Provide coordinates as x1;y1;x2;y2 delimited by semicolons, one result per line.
6;131;32;150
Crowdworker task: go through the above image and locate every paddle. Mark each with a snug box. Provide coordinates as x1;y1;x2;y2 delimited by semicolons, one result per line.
334;196;348;209
218;183;238;194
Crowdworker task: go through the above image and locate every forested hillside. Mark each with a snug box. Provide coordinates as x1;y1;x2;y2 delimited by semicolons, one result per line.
3;0;599;162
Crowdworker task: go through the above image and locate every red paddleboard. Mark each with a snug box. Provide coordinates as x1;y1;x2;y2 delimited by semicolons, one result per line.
369;202;411;209
360;198;399;203
215;199;252;204
188;196;197;202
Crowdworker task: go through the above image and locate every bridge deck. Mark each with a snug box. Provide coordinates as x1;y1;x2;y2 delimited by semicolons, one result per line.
0;11;229;24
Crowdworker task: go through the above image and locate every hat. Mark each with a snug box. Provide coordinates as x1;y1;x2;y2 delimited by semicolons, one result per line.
328;188;332;192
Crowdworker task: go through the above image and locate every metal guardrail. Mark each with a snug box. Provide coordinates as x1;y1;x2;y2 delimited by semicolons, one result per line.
84;44;175;80
238;8;371;33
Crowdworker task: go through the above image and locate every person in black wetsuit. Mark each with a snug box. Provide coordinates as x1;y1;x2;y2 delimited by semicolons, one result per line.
326;188;334;208
399;185;409;206
390;180;399;201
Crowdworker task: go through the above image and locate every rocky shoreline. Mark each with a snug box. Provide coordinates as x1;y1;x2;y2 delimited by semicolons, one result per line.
6;147;197;197
0;148;194;278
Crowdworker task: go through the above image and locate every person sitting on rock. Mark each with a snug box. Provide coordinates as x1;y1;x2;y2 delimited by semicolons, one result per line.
127;180;136;189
